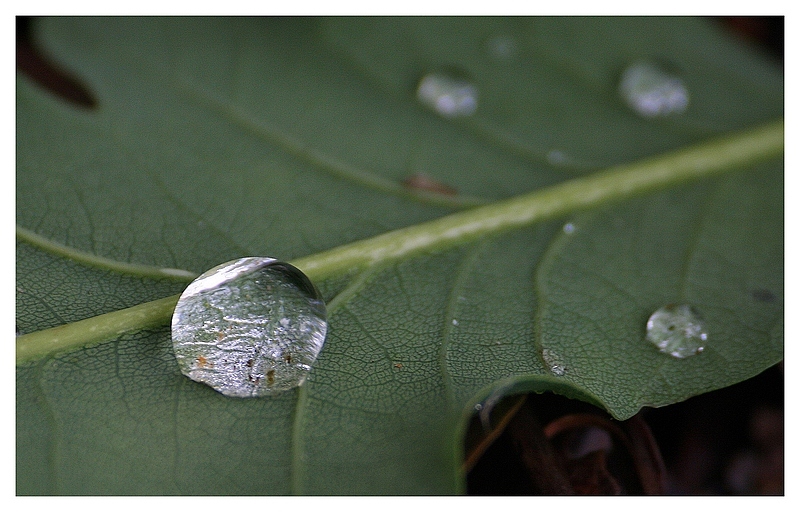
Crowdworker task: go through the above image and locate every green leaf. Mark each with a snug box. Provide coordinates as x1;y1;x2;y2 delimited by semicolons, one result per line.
17;17;782;495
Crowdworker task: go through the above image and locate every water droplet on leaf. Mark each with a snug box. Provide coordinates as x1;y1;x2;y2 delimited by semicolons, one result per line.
619;61;689;117
486;35;517;61
563;222;575;234
416;72;478;118
542;348;566;376
547;149;568;165
645;303;707;359
171;257;327;397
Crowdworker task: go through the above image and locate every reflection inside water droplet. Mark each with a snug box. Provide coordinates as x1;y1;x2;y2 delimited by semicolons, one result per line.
416;72;478;118
619;61;689;117
171;257;327;397
645;303;706;359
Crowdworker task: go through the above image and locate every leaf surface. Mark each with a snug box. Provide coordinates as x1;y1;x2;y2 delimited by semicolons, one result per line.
16;17;783;494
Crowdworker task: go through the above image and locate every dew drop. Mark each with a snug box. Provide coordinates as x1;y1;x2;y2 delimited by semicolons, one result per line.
416;72;478;118
542;348;566;376
645;303;707;359
563;222;576;235
547;149;568;165
486;35;517;61
618;61;689;118
171;257;327;397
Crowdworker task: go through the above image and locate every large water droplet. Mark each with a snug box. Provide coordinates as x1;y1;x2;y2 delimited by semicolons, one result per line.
618;61;689;118
416;72;478;118
171;257;327;397
645;303;706;359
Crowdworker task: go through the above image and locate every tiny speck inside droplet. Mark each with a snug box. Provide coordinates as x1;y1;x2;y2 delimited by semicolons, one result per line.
171;257;327;397
416;72;478;118
645;303;707;359
619;61;689;117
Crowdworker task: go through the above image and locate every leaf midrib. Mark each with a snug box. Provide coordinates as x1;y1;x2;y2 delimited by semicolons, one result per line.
15;118;784;364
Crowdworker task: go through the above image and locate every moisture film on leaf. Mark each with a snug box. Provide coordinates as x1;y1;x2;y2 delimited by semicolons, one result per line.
17;17;782;494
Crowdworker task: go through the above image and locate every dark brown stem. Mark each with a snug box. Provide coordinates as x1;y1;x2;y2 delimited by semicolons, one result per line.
506;402;574;494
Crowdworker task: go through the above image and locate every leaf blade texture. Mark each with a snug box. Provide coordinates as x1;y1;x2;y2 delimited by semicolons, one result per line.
16;17;782;494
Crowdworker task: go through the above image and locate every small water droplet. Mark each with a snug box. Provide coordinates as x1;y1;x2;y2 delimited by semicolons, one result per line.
547;149;568;165
171;257;327;397
474;403;483;411
452;319;459;326
619;61;689;118
416;72;478;118
563;222;575;234
542;348;566;376
645;303;707;359
486;35;517;61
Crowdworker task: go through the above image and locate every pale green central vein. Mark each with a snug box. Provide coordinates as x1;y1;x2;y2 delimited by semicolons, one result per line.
291;119;783;279
16;295;179;364
15;119;783;364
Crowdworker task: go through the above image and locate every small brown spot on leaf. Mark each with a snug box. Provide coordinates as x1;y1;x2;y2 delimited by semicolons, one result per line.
403;173;458;196
394;363;403;369
267;370;275;386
